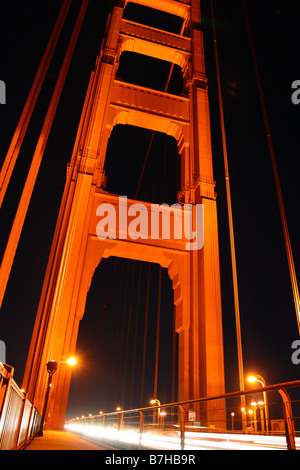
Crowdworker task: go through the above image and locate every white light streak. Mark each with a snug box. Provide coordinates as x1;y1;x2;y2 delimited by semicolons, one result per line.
65;423;300;450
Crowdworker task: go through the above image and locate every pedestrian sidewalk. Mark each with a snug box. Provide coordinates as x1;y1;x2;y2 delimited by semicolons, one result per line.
24;430;111;450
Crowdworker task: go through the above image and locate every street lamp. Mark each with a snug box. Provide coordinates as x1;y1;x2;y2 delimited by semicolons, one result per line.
38;357;76;436
150;399;161;425
65;357;76;366
248;374;269;433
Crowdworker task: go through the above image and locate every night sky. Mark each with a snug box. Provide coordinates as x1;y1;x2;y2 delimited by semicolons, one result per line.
0;0;299;422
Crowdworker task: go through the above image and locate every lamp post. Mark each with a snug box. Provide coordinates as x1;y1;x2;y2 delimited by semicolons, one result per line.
248;409;254;432
231;412;235;431
248;375;269;434
38;360;57;436
257;401;265;433
241;407;247;428
150;399;161;425
250;402;258;433
38;357;76;436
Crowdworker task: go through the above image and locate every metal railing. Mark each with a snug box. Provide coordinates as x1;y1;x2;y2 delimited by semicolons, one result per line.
65;380;300;450
0;362;41;450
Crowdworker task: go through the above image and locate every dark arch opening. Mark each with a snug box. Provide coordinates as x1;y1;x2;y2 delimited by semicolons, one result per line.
66;257;177;418
123;3;184;34
116;51;184;96
104;124;180;205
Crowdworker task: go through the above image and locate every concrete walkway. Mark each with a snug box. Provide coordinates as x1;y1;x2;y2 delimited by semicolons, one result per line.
24;430;115;450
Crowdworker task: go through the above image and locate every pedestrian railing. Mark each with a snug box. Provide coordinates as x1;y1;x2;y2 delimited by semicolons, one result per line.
65;380;300;450
0;362;41;450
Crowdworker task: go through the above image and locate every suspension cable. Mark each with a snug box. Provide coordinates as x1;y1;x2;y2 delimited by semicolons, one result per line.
153;266;162;399
0;0;90;310
129;261;142;408
242;0;300;335
210;1;246;412
0;0;72;209
121;262;136;407
140;263;151;407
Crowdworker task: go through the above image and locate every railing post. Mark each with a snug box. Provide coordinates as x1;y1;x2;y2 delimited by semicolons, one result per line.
24;403;34;445
277;388;296;450
139;410;144;450
0;365;14;448
12;392;26;450
117;412;122;438
178;405;185;450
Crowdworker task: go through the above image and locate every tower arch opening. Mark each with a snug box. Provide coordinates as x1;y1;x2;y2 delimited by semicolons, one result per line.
104;124;180;205
124;2;184;34
67;256;176;416
116;51;184;95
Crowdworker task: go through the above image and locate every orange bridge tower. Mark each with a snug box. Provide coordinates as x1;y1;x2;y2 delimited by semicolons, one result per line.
23;0;225;429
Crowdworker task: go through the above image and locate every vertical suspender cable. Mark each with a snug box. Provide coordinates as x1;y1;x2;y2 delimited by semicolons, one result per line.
102;264;123;410
121;262;136;407
114;261;130;406
0;0;72;209
0;0;90;310
129;261;142;408
153;266;162;400
210;1;246;411
140;263;151;407
242;1;300;335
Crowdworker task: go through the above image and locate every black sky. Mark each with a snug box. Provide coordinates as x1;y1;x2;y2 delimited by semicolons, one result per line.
0;0;299;421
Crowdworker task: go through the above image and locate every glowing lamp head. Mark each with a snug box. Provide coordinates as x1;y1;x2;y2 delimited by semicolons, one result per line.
66;357;76;366
248;376;257;383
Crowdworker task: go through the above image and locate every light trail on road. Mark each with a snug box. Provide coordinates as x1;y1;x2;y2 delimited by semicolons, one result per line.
65;423;300;450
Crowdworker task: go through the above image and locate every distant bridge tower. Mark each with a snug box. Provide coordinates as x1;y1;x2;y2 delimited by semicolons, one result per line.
23;0;225;429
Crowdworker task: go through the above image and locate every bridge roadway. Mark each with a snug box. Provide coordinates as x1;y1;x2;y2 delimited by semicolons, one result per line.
24;428;299;451
24;430;118;450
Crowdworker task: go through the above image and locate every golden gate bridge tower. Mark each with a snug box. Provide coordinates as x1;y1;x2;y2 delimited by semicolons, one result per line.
21;0;225;429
